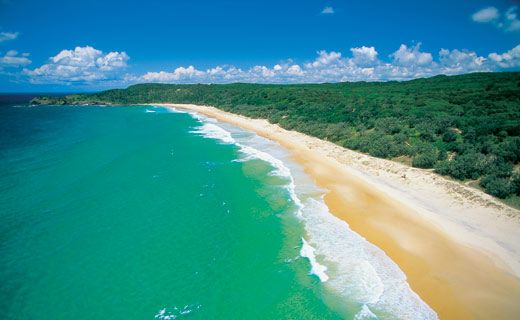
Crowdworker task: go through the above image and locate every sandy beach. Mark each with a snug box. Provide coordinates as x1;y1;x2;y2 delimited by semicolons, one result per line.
154;103;520;319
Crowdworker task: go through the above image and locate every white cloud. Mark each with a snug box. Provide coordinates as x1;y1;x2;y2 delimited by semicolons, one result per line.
142;65;205;82
472;7;499;23
439;48;488;73
140;63;308;83
134;43;520;85
308;50;341;68
0;50;31;69
321;6;334;14
152;42;520;84
13;43;520;87
391;44;433;66
286;64;304;76
24;46;129;83
350;46;378;66
251;65;275;77
0;31;18;42
472;6;520;32
488;44;520;68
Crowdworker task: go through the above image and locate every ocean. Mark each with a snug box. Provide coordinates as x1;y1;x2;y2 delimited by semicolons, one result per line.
0;98;436;319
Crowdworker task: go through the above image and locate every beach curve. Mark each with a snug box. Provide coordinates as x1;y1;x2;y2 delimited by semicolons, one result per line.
152;103;520;319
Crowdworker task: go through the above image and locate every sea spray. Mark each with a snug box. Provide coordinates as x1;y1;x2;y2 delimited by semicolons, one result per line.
182;106;438;320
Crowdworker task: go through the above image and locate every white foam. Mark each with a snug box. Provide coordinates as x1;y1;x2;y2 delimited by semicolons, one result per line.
189;118;303;210
179;109;438;319
354;305;379;320
236;144;291;177
234;143;303;210
155;305;201;320
145;109;156;113
300;197;437;319
301;237;329;282
191;123;236;144
164;106;187;114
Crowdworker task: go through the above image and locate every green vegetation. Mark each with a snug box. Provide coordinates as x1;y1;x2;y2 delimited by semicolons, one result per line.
32;72;520;200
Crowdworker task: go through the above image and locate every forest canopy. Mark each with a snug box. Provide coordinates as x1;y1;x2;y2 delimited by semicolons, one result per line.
32;72;520;200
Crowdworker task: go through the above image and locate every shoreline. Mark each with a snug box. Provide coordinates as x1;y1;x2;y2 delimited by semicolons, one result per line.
154;103;520;319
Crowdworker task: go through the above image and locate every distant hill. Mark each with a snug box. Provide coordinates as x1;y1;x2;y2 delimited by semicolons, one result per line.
32;72;520;201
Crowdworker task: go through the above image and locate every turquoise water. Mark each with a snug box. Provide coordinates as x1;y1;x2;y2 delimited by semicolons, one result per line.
0;101;437;320
0;103;343;319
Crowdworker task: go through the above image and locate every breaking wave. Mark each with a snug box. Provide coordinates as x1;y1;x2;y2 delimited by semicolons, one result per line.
162;106;438;320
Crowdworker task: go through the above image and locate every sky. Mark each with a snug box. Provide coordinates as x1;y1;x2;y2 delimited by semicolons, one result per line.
0;0;519;92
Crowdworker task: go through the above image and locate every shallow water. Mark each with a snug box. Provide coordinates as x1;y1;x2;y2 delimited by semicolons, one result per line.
0;101;436;319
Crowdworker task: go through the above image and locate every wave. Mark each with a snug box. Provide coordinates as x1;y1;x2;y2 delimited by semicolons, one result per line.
11;104;33;108
300;237;329;282
300;198;436;319
164;106;187;114
190;123;235;144
189;117;302;209
354;305;378;320
155;304;201;320
171;107;438;320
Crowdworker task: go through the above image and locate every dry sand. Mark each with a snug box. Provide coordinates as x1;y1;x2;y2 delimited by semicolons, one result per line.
154;103;520;319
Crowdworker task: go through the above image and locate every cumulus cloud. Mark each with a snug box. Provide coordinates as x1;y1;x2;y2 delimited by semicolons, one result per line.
132;43;520;84
439;49;488;73
286;64;304;76
321;6;334;14
392;44;433;66
13;43;520;87
350;46;378;66
140;62;308;84
24;46;129;83
0;50;31;69
0;31;19;42
472;7;499;23
142;65;204;82
488;44;520;68
472;6;520;32
308;50;341;68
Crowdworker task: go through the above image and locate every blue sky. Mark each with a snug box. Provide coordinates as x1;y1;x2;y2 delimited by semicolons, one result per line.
0;0;519;92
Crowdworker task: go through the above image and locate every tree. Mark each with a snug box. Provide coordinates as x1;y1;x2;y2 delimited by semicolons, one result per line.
442;130;457;143
512;173;520;196
480;175;514;199
434;152;488;180
412;148;439;168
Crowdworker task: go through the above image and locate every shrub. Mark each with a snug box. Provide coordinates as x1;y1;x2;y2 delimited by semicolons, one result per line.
412;148;439;168
363;133;401;158
434;152;488;180
484;157;513;177
480;175;514;199
497;137;520;164
512;173;520;196
375;117;403;134
442;131;457;143
434;160;451;176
